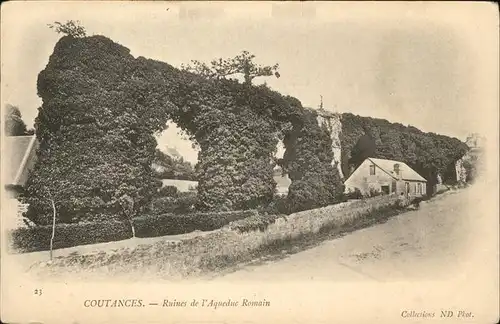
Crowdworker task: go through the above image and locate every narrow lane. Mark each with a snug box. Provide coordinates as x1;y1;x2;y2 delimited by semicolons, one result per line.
216;187;482;282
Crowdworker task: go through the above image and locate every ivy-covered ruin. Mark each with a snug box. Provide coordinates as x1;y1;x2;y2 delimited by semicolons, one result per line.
24;35;344;224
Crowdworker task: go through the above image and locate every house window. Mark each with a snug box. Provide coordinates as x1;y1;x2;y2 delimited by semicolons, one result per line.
381;185;390;195
369;164;376;175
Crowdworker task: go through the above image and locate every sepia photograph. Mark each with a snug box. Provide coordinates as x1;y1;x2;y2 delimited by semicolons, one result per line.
1;2;499;323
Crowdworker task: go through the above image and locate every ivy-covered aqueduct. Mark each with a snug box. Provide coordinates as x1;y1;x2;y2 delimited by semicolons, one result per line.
24;35;343;224
24;35;469;225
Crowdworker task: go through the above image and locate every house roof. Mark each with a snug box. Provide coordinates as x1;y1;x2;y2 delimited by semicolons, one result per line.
367;157;427;182
3;135;38;186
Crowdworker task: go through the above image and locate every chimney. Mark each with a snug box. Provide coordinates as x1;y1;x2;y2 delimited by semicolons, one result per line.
394;164;402;180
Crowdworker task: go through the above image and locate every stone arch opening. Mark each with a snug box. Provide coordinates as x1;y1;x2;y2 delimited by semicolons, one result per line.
154;120;199;191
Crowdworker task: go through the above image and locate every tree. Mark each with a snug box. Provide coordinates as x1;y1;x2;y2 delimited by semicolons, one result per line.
48;20;86;38
4;104;33;136
117;194;136;237
152;149;196;180
181;51;280;85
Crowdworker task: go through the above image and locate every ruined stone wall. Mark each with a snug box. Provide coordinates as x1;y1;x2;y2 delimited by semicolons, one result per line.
316;110;344;179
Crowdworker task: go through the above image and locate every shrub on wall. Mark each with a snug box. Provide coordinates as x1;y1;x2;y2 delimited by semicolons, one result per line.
149;191;197;215
259;194;292;215
345;188;363;200
228;213;282;233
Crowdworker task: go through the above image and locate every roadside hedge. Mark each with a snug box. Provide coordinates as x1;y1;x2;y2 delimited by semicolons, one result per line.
133;210;258;238
9;221;132;253
9;210;259;253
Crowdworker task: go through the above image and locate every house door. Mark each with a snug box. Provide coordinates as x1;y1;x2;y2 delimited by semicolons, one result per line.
391;180;397;193
405;182;410;195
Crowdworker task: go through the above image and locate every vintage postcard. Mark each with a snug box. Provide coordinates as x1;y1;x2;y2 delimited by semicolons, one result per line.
1;1;499;323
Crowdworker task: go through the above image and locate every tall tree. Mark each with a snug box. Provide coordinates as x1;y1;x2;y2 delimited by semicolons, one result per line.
152;148;196;180
181;51;280;85
4;104;33;136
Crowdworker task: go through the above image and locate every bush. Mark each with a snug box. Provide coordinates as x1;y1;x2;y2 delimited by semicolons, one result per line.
229;213;283;233
158;185;179;197
260;195;292;215
133;210;258;237
368;188;383;198
9;221;132;253
174;192;197;214
345;188;363;200
150;196;178;214
149;192;197;215
410;195;430;208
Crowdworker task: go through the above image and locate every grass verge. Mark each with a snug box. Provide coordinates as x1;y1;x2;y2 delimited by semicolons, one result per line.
28;195;410;280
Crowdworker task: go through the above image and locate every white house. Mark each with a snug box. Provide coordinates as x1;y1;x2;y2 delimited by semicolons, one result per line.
344;157;427;197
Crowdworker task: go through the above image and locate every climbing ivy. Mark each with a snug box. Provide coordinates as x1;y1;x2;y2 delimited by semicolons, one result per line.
283;109;345;213
25;35;341;223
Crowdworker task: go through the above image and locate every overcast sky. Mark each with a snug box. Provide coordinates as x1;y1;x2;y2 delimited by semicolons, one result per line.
2;2;498;163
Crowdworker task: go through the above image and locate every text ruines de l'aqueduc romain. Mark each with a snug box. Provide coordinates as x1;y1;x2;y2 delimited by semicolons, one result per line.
84;298;271;309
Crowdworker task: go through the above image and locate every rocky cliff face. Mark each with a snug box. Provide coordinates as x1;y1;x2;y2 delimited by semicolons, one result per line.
316;109;344;179
455;159;467;183
455;133;485;183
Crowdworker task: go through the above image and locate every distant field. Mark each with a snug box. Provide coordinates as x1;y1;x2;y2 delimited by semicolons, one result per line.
162;177;290;194
161;179;198;192
274;174;291;194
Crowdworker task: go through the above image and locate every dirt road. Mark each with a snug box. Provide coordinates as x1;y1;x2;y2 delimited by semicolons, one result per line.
215;185;491;282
